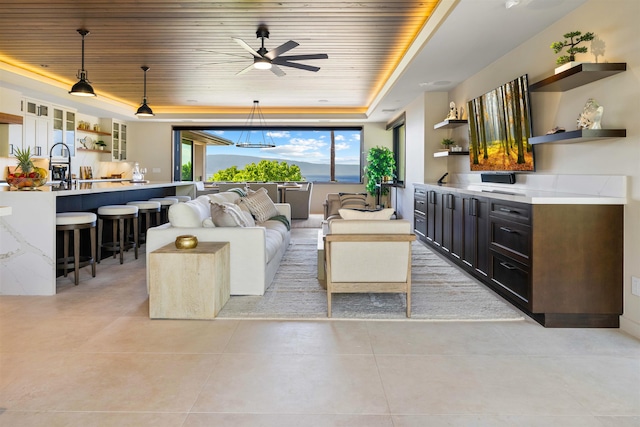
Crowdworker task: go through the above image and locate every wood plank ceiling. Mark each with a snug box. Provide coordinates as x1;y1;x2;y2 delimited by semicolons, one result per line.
0;0;439;117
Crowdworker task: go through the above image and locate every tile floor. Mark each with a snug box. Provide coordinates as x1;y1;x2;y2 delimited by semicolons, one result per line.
0;229;638;427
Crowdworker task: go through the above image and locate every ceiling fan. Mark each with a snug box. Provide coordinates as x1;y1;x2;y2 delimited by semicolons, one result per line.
231;25;328;77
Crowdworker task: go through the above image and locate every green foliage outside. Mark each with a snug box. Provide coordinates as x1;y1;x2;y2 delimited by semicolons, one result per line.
364;146;395;196
210;159;303;182
181;161;192;181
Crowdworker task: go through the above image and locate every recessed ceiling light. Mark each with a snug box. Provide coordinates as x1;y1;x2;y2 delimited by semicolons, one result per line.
318;99;329;103
186;99;198;103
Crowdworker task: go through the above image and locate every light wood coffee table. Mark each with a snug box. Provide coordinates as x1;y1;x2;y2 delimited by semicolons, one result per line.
149;242;230;319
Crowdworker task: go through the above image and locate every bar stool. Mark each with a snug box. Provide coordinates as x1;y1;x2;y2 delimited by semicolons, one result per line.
172;195;191;203
97;205;139;264
126;200;161;244
56;212;97;286
149;197;178;224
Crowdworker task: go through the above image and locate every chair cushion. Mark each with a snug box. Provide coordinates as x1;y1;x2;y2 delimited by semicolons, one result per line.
210;201;251;227
242;187;279;223
338;208;395;220
339;193;367;210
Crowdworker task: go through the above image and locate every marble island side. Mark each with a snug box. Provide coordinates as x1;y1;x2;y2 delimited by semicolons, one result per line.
0;181;196;295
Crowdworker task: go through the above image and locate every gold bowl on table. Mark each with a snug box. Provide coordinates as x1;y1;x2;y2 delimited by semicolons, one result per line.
175;235;198;249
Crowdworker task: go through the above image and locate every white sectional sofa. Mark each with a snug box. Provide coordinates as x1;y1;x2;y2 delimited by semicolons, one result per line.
146;191;291;296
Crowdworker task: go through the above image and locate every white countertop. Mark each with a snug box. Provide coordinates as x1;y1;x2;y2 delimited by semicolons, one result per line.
0;181;195;196
415;183;627;205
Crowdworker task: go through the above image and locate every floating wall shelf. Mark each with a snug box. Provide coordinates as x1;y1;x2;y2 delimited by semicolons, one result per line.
530;63;627;92
529;129;626;145
77;128;111;136
77;148;112;153
433;150;470;157
433;119;467;129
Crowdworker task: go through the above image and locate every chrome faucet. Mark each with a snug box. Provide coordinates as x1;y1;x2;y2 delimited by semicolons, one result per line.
49;142;72;189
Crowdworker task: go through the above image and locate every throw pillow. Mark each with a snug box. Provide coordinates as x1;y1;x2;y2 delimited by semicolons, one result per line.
210;201;250;227
338;208;395;220
242;187;279;223
339;193;367;210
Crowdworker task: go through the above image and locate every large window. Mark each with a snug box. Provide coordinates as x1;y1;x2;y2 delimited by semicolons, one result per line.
388;114;406;187
199;127;363;183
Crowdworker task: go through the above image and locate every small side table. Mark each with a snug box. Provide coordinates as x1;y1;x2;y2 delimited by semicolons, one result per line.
149;242;230;319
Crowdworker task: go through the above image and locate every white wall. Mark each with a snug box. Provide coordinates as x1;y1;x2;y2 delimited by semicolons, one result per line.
435;0;639;336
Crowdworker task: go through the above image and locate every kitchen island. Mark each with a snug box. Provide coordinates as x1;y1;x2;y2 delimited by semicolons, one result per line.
0;181;196;295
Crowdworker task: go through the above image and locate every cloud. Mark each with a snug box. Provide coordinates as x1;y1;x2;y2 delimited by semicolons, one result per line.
335;135;345;141
264;137;328;159
334;142;350;151
266;131;290;138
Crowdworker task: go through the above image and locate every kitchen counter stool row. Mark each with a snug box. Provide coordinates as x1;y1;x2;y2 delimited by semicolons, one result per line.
56;196;190;285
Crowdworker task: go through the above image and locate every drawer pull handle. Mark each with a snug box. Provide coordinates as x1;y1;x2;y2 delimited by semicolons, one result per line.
499;207;520;215
499;261;517;270
499;226;516;234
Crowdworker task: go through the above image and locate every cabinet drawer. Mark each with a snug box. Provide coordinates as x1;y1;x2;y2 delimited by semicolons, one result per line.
490;200;530;224
490;251;530;306
414;211;426;237
490;218;530;263
414;194;427;214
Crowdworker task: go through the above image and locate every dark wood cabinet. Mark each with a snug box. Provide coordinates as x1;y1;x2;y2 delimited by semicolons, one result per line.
413;188;427;239
462;196;489;277
413;184;623;328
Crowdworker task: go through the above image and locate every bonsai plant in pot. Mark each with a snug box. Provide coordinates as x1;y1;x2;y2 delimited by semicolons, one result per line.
364;146;396;197
441;138;455;151
95;140;107;150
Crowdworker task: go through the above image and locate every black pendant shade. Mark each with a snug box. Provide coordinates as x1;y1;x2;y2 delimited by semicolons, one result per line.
69;29;96;97
135;66;154;117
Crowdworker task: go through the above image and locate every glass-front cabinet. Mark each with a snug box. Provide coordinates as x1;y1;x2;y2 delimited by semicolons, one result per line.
102;118;127;161
51;107;76;157
22;98;51;157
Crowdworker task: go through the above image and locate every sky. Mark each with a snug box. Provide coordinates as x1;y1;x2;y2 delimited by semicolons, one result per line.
204;129;362;165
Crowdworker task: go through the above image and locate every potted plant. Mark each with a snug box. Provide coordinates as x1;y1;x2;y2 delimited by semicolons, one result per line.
95;140;107;150
441;138;455;151
551;30;595;72
364;146;395;197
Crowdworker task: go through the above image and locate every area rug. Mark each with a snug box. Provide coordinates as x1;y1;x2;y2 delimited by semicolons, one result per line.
217;231;525;321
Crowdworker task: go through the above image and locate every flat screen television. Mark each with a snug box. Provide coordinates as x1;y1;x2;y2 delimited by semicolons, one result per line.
467;74;534;171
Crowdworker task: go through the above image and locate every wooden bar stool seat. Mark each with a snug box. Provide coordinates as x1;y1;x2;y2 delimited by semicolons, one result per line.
172;195;191;203
97;205;139;264
56;212;97;286
126;200;161;244
149;197;178;224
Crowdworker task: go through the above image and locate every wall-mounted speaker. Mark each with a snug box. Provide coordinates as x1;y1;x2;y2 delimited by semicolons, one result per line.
481;173;516;184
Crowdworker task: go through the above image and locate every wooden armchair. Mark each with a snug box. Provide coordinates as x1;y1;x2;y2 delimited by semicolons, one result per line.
324;219;416;317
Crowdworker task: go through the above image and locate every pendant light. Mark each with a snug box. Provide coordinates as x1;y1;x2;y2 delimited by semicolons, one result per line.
69;29;96;97
236;100;276;148
135;66;155;117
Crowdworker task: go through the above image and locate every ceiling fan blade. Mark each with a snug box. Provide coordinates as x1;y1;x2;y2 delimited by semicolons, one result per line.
196;49;250;60
232;37;262;58
275;53;328;61
270;65;286;77
272;61;321;72
264;40;299;60
236;63;255;75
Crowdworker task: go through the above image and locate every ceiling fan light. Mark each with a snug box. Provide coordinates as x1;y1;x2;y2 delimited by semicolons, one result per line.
254;58;272;70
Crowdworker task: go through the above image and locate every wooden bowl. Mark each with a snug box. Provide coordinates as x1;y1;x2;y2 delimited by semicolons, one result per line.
175;235;198;249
